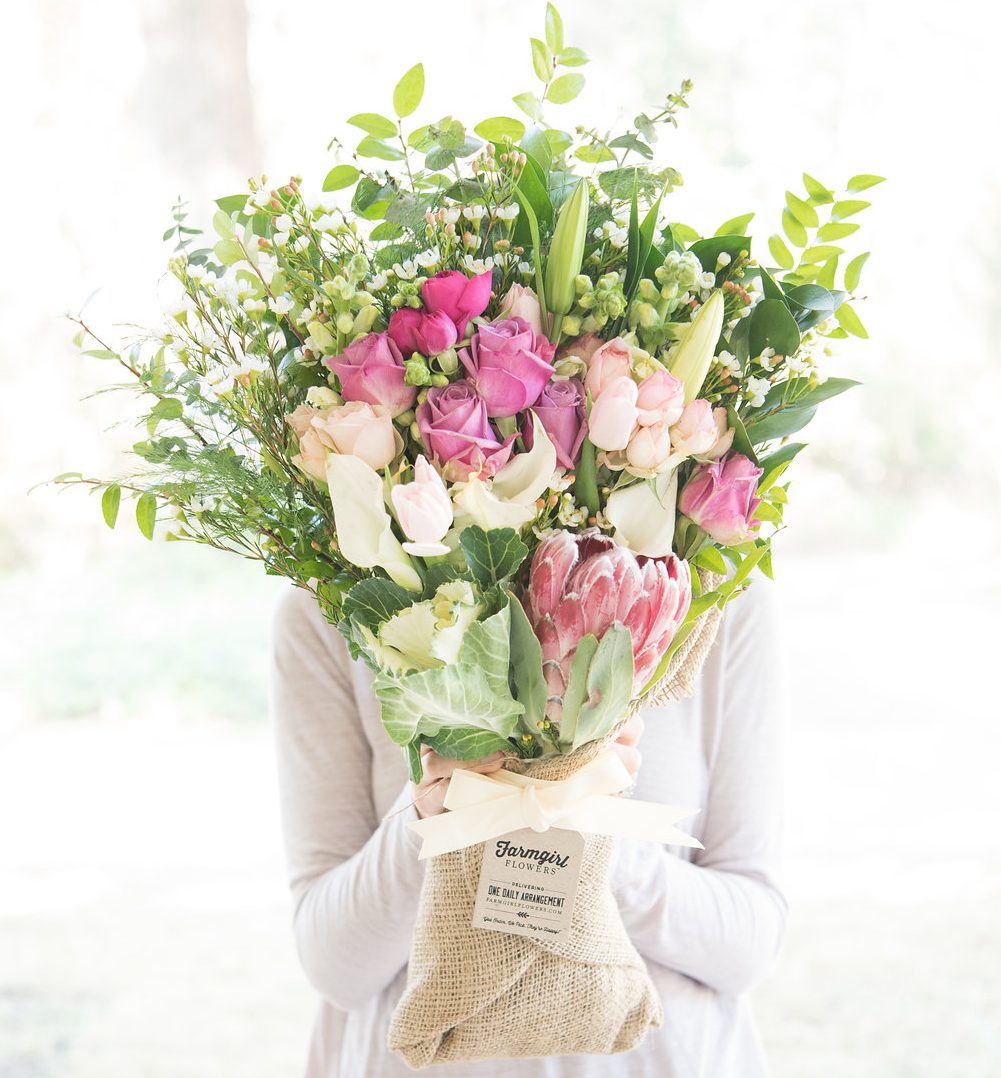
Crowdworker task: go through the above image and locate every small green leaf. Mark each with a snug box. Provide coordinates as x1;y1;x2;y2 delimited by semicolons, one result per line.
135;492;157;541
715;212;755;237
782;208;808;248
844;252;869;291
215;194;248;216
530;38;552;83
458;526;530;586
81;349;119;361
322;164;360;192
785;191;819;228
835;301;868;338
801;244;843;264
847;173;886;192
150;397;183;421
768;234;794;269
546;73;585;104
356;136;405;161
393;63;424;118
831;199;871;221
557;46;588;66
693;546;729;576
101;483;121;529
512;91;543;121
802;173;834;203
545;3;564;51
474;115;526;142
346;112;397;138
817;222;860;242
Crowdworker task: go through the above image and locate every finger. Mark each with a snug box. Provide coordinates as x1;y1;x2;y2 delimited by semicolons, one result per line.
421;749;506;782
615;714;645;747
611;742;642;778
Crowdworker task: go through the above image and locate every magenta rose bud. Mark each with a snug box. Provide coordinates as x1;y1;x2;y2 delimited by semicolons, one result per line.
325;332;416;418
421;270;493;338
525;529;692;707
388;307;458;358
459;317;556;419
679;452;764;546
415;380;515;481
524;377;587;470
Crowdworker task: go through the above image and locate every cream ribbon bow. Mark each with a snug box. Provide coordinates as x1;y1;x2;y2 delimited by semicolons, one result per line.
407;749;704;860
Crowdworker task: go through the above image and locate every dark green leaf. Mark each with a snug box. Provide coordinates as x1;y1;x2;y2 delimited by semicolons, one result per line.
749;299;800;357
689;235;750;273
459;526;530;586
725;405;759;464
342;577;412;630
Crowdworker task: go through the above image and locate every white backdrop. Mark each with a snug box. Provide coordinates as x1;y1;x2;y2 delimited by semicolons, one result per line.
2;2;998;1075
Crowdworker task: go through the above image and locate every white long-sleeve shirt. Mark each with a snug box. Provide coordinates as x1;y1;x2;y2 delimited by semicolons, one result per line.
270;579;787;1078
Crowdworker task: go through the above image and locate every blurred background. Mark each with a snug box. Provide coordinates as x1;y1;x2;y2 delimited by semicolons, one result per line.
2;1;998;1075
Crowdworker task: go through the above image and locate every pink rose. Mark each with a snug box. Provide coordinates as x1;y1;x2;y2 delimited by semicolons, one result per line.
312;401;399;471
421;270;492;337
325;332;416;418
669;399;719;458
291;427;329;482
287;403;321;440
635;369;685;428
679;452;764;546
390;455;454;557
497;283;544;336
387;307;458;358
585;337;633;401
459;317;556;418
626;421;673;473
415;380;515;481
587;375;639;451
524;377;587;470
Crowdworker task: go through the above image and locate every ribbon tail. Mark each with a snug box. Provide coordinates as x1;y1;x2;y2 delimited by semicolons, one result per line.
565;797;704;849
408;796;523;860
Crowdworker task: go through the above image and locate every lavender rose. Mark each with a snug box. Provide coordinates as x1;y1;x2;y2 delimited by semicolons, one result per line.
415;380;515;481
459;317;556;419
325;332;416;418
524;378;587;470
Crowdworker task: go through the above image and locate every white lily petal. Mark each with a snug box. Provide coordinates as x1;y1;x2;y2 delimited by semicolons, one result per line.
402;540;452;557
325;453;421;590
490;413;558;505
452;476;537;532
606;469;679;557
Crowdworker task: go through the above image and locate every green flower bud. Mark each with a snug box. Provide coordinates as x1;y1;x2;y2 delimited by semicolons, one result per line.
336;312;354;335
544;179;589;316
352;305;378;334
404;357;432;386
430;373;449;387
668;290;724;402
435;346;459;375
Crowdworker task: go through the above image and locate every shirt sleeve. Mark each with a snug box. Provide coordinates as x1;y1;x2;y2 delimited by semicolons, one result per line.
612;582;788;996
269;584;426;1012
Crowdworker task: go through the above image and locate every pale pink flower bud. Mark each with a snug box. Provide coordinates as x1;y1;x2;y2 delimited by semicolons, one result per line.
635;368;685;428
496;283;544;337
390;455;454;557
587;376;639;451
669;399;719;459
626;421;673;472
584;337;632;401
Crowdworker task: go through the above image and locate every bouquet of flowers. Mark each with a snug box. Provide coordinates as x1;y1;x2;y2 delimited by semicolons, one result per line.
60;3;879;1066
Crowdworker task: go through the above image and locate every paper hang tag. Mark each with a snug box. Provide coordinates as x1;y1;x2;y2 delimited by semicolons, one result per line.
471;827;585;940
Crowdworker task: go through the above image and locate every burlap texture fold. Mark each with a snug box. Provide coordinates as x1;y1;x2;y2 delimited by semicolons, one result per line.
387;571;724;1068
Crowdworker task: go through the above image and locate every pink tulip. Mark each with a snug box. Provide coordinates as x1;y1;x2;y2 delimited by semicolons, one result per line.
584;337;632;401
679;452;763;545
388;307;458;358
635;369;685;428
325;332;416;417
497;283;544;336
415;380;515;481
669;399;719;458
422;269;493;337
390;455;454;556
459;317;556;418
525;530;692;711
524;377;587;470
587;376;639;451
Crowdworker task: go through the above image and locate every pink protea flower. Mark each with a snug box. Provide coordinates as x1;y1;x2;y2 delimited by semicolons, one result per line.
525;530;692;716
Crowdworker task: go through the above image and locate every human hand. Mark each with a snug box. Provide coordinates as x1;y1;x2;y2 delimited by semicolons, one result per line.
413;746;507;820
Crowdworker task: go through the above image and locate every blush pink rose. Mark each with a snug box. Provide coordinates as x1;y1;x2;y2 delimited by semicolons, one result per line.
312;401;399;471
325;332;416;417
584;337;633;401
679;452;763;545
626;421;673;473
635;369;685;427
421;270;493;337
415;380;515;481
669;399;720;458
291;427;329;482
587;375;639;451
525;377;587;470
703;406;735;460
459;317;556;418
497;283;544;336
390;455;454;556
387;307;458;358
287;403;321;440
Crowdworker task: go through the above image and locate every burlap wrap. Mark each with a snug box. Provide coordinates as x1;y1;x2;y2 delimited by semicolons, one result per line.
388;572;724;1068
